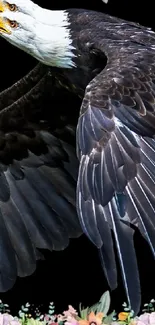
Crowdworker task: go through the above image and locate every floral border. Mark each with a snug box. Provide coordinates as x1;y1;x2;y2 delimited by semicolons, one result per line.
0;291;155;325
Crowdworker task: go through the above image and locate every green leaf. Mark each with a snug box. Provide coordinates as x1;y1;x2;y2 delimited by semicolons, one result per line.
79;304;89;319
81;307;89;319
89;302;99;314
48;310;54;315
96;291;111;315
103;311;116;324
19;311;25;318
26;318;44;325
58;321;64;325
129;310;134;318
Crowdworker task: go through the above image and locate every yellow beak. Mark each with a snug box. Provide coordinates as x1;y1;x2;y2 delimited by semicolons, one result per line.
0;0;6;12
0;17;11;34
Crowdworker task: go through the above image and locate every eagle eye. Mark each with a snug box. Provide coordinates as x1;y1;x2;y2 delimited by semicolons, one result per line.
8;19;18;28
8;3;17;11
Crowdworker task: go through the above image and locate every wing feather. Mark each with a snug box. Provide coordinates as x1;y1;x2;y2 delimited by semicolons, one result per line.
76;45;155;313
0;66;81;291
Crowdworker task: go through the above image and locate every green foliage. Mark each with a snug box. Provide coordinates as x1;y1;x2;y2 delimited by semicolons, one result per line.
18;302;31;325
79;291;112;322
26;318;45;325
17;301;56;325
47;302;55;316
0;300;10;314
104;311;116;324
93;291;111;315
78;305;89;320
142;299;155;313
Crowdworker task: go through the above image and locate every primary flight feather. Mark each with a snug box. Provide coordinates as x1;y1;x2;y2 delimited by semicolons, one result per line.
0;0;155;314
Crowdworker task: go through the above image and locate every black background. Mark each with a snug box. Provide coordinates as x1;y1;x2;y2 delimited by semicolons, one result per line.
0;0;155;317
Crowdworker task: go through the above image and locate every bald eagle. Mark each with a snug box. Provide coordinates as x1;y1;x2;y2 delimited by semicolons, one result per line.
0;0;155;313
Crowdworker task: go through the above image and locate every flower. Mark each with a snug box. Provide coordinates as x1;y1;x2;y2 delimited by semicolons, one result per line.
136;312;155;325
0;314;21;325
65;316;79;325
68;307;78;318
58;306;78;323
63;307;78;319
118;312;129;321
78;312;104;325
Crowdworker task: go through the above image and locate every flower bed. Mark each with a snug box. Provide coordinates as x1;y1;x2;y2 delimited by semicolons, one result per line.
0;291;155;325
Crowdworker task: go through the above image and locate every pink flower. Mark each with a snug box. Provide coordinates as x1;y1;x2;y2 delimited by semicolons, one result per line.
65;316;79;325
57;306;78;323
0;314;20;325
137;312;155;325
57;314;66;322
63;307;78;319
68;307;78;317
149;313;155;324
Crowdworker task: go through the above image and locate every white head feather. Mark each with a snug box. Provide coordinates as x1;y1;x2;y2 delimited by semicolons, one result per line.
1;0;38;16
0;0;76;68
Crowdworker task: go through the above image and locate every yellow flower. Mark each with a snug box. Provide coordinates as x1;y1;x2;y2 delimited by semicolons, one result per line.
118;312;129;321
78;312;104;325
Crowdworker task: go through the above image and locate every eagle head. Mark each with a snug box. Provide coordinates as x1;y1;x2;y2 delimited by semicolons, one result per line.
0;0;76;68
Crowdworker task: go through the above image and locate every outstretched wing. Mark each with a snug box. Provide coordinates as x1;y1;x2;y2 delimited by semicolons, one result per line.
76;38;155;313
0;63;82;292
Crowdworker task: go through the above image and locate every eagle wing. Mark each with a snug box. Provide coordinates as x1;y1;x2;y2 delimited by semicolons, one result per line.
76;32;155;313
0;62;82;292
